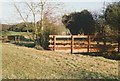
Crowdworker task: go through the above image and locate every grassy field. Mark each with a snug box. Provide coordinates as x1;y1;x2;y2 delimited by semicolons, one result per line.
2;43;119;79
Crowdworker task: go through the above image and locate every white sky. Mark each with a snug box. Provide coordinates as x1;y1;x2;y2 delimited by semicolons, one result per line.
0;0;119;24
0;0;118;2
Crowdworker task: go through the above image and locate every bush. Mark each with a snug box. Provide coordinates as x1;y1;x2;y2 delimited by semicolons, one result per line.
38;24;64;49
35;44;44;50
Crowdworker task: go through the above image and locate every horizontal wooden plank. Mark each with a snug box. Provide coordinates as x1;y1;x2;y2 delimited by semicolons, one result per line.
73;35;88;38
55;35;71;38
90;35;103;38
49;45;71;48
49;47;87;50
49;44;118;46
49;35;88;38
49;35;71;38
49;45;88;48
49;45;118;48
48;47;105;50
48;47;117;52
49;35;116;39
49;40;71;43
49;40;88;43
49;35;53;38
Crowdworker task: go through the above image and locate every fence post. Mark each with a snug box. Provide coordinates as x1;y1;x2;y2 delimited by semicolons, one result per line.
53;35;56;51
118;31;120;53
71;35;74;54
103;35;107;52
87;35;90;52
15;36;17;43
18;36;20;43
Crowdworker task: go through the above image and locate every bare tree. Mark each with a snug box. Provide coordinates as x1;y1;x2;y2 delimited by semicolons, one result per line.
39;0;46;31
25;2;38;42
14;1;47;43
14;1;64;45
14;3;33;40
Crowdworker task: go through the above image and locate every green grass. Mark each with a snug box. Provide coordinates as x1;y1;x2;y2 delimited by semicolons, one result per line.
2;43;119;79
0;31;32;36
15;42;35;48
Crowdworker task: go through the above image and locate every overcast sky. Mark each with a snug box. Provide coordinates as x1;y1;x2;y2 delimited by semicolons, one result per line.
0;0;118;24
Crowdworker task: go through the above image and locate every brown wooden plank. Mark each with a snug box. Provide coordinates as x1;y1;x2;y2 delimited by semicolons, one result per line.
49;35;103;39
49;35;54;38
52;47;100;49
49;35;118;52
49;45;88;48
87;35;90;52
73;35;87;38
71;35;74;53
53;35;56;51
49;40;88;44
49;35;88;38
49;45;71;48
49;35;71;38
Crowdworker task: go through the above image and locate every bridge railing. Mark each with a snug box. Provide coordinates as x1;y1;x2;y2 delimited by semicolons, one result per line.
49;35;118;53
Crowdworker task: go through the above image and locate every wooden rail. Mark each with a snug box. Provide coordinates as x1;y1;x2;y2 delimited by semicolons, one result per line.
49;35;118;53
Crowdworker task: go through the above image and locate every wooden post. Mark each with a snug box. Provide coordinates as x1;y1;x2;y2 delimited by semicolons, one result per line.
97;42;99;44
87;35;90;52
103;41;106;52
15;36;17;43
53;35;56;51
71;35;74;54
118;39;120;53
18;36;20;43
17;36;19;43
118;30;120;53
103;34;106;52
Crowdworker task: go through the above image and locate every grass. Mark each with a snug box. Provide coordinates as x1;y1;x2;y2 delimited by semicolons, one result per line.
2;43;119;79
75;52;120;60
15;42;35;48
0;31;31;36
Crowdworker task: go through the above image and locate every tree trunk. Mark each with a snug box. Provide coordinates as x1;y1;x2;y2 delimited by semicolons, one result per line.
118;37;120;53
118;25;120;53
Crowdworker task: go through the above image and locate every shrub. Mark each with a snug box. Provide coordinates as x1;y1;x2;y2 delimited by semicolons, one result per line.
35;44;44;50
38;24;64;49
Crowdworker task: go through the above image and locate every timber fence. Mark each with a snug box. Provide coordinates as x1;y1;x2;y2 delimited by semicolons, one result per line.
49;35;118;53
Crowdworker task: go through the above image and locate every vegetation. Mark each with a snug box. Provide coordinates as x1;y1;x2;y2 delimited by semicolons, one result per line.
1;31;30;36
8;22;33;32
13;1;64;49
105;2;120;31
38;15;65;49
62;10;95;35
104;1;120;52
2;43;118;79
1;1;120;80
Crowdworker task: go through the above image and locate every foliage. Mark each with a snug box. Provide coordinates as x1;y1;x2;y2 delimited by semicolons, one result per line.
94;15;105;35
38;16;64;49
105;1;120;30
93;10;119;44
94;17;117;42
104;1;120;37
62;10;95;35
1;24;11;31
104;1;120;52
1;31;30;36
15;42;35;48
8;22;33;32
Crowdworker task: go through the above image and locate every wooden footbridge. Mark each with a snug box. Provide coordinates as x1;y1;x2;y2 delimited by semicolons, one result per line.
49;35;118;53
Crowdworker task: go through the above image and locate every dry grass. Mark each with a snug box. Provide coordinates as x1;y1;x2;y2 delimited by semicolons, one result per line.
2;43;119;79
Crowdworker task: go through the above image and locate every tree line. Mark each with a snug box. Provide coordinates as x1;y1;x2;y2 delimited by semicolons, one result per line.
2;1;119;51
62;1;120;52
